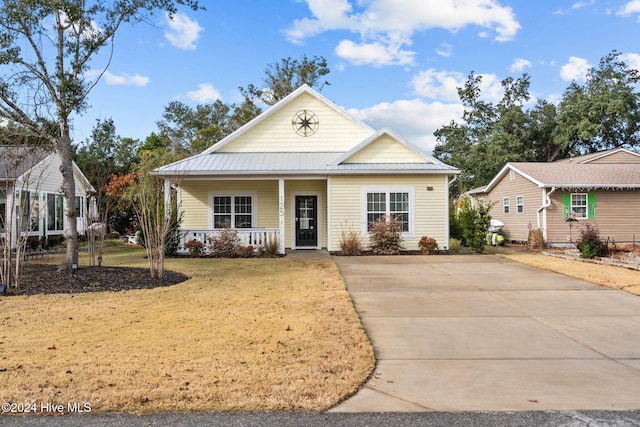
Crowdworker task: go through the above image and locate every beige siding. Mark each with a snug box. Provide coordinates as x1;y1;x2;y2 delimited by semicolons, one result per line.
587;151;640;164
546;189;640;245
345;135;425;163
485;170;543;242
329;175;449;252
218;93;372;153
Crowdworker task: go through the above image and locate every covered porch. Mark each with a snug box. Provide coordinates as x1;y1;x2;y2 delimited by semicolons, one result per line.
169;177;327;255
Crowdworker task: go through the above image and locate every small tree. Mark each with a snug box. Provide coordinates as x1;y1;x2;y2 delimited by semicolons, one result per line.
118;150;181;279
458;203;492;253
369;215;403;255
576;223;606;259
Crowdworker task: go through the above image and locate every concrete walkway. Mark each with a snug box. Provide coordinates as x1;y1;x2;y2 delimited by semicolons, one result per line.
329;255;640;412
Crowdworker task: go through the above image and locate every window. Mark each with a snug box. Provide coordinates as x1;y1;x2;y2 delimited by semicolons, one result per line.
503;197;510;214
47;193;64;231
16;191;39;232
516;196;524;214
563;193;596;219
364;188;413;234
212;195;254;228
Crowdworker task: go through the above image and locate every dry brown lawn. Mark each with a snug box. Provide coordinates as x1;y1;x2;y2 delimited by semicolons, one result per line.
0;247;375;414
496;249;640;296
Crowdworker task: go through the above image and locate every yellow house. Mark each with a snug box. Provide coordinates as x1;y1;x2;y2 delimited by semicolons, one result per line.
153;85;460;254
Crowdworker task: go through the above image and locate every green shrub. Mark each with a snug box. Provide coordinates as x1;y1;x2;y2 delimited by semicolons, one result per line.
369;215;403;255
418;236;438;255
458;203;491;253
448;238;462;254
576;223;606;259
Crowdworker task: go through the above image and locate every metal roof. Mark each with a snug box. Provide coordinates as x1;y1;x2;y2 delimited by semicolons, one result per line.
153;152;459;177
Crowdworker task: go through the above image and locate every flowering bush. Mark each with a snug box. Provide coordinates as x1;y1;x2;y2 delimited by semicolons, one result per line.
208;228;242;258
184;239;205;257
418;236;438;255
369;215;403;255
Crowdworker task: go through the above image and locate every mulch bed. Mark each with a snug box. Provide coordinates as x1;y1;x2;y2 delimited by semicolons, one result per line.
3;263;190;296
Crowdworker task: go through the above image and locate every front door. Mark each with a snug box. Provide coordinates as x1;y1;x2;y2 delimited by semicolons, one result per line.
295;195;317;247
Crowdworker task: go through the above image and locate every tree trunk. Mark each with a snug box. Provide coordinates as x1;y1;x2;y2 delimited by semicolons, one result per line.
58;132;78;272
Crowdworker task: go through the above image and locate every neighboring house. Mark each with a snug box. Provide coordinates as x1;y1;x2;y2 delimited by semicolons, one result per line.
153;85;460;254
0;146;94;248
469;148;640;245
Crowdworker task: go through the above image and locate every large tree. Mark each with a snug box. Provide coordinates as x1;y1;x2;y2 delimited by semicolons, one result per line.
433;72;533;194
157;55;330;157
240;55;331;106
554;51;640;155
0;0;200;272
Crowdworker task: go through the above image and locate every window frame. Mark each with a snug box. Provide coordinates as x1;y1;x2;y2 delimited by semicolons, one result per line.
503;197;510;214
361;186;415;237
516;196;524;214
47;193;65;232
571;193;588;219
209;191;257;229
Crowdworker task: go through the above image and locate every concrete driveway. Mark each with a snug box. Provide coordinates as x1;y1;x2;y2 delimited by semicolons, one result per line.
329;255;640;412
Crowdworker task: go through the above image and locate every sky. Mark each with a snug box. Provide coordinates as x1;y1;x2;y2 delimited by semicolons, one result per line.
71;0;640;154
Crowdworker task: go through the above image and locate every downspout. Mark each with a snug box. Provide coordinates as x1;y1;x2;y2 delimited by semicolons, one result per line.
537;186;556;241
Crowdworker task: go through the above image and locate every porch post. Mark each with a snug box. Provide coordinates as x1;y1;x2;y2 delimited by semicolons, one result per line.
278;178;285;254
163;179;171;218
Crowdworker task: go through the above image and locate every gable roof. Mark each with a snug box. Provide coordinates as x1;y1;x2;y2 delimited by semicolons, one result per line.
0;145;50;180
554;148;640;164
330;128;447;166
485;161;640;192
154;85;460;177
202;84;374;154
0;146;94;192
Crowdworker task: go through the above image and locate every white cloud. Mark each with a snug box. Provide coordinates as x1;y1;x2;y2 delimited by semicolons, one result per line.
286;0;520;66
164;12;203;50
510;58;532;72
334;39;415;66
435;43;453;58
621;52;640;71
560;56;591;82
347;99;464;153
411;69;504;103
187;84;221;102
89;70;150;86
411;69;466;101
618;0;640;18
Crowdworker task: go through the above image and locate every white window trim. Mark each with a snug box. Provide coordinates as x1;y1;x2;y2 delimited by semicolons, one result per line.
361;186;415;238
208;191;258;229
516;195;524;214
571;193;588;219
503;197;510;214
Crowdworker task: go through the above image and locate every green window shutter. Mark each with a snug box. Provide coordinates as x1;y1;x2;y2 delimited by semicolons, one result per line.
587;193;597;219
562;194;571;219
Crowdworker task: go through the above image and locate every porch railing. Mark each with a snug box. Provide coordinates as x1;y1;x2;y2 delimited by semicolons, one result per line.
178;228;280;254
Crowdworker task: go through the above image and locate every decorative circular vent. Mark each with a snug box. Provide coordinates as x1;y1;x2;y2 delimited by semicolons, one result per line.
291;110;319;137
